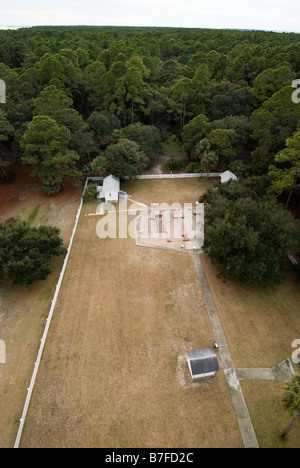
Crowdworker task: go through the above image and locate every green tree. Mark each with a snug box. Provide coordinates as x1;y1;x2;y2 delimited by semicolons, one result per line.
228;161;247;177
163;135;185;158
83;60;106;108
192;63;213;114
104;138;149;179
279;375;300;438
206;128;239;164
251;66;295;104
90;155;109;176
269;130;300;208
210;115;251;148
226;45;266;85
200;179;300;286
200;150;219;177
21;115;82;194
182;114;210;157
123;55;150;124
87;111;120;147
0;108;15;142
250;86;300;173
0;217;66;285
209;80;253;120
33;85;87;134
168;78;195;130
117;123;162;156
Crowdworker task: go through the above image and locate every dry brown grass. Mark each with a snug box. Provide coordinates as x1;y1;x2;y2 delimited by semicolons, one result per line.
0;169;83;448
2;176;299;448
18;178;243;448
241;380;300;448
201;255;300;448
201;255;300;369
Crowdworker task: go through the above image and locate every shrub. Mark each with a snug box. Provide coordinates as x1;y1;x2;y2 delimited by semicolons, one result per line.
165;158;186;171
187;162;199;173
83;184;98;202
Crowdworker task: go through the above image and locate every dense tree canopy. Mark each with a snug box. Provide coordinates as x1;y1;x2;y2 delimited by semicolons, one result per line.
0;25;299;196
200;177;300;286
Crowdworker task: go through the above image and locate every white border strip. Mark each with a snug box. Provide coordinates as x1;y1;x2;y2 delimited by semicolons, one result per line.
14;179;88;448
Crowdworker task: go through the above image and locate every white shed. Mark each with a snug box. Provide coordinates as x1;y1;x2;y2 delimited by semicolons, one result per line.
220;170;237;184
97;175;120;203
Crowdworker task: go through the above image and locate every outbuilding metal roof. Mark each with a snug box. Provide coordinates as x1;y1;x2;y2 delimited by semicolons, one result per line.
102;174;120;193
220;170;237;184
187;348;220;377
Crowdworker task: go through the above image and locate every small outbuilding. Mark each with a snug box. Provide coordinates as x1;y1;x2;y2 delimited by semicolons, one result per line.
187;348;220;381
97;175;120;203
220;170;237;184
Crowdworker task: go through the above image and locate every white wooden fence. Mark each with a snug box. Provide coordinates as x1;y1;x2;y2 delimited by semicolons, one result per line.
124;173;221;180
87;173;221;182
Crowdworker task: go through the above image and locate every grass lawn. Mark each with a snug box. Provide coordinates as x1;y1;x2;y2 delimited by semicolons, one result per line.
1;176;299;448
241;380;300;448
18;178;243;448
201;255;300;448
0;168;83;448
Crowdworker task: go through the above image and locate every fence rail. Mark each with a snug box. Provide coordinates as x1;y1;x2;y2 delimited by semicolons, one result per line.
86;173;222;183
124;173;221;180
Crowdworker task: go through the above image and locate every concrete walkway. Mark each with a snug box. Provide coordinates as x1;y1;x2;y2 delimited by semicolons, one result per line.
237;359;295;382
192;252;259;449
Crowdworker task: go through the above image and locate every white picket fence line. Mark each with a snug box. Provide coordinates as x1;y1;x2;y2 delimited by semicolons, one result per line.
124;173;221;180
86;173;221;183
14;179;88;449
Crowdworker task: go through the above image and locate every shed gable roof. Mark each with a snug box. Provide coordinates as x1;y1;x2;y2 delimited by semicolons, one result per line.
187;348;220;376
102;174;120;193
220;170;237;184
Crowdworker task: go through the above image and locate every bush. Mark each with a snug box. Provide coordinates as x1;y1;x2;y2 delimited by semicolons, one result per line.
165;158;186;171
83;184;98;202
187;162;200;173
42;183;63;196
